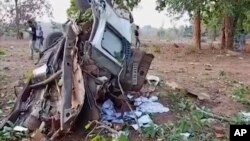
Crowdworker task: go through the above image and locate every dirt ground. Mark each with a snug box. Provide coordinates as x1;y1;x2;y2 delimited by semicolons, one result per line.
1;39;250;140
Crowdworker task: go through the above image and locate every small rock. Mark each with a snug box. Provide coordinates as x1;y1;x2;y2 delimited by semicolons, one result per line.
0;93;5;97
204;64;213;67
113;123;124;130
216;55;224;58
187;90;211;100
239;57;244;60
13;80;23;87
198;92;211;100
205;67;212;71
3;67;10;70
165;81;182;90
188;62;200;65
226;50;241;57
213;126;225;138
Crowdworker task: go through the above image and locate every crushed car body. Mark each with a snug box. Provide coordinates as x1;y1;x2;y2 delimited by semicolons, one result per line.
0;0;154;140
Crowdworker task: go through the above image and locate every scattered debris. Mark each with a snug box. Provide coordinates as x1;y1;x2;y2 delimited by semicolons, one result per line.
187;89;211;100
134;96;169;113
204;63;213;71
0;0;155;140
240;112;250;122
146;75;160;86
204;64;213;67
213;126;225;138
101;95;169;131
196;107;230;122
188;62;200;65
180;132;191;140
13;126;28;132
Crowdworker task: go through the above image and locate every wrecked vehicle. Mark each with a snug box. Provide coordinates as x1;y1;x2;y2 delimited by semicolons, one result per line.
0;0;154;140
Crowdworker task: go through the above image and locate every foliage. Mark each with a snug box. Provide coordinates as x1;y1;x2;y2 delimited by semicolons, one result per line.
113;0;141;11
24;69;33;81
156;0;211;16
67;0;141;19
67;0;82;19
230;112;250;125
0;49;6;56
0;0;52;36
143;123;159;138
140;91;221;141
232;84;250;104
0;127;25;141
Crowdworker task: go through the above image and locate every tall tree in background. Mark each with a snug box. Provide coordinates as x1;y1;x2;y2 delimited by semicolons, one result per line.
156;0;210;49
1;0;52;39
210;0;250;49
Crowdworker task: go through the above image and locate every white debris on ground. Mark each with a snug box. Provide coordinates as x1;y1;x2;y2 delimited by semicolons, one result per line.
180;132;191;140
101;94;169;130
146;75;160;86
13;126;28;132
240;112;250;122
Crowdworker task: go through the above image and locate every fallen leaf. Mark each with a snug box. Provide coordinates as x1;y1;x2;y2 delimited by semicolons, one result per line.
214;132;224;138
213;125;225;138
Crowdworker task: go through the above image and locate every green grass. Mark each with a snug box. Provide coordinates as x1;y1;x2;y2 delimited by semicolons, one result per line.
0;48;6;56
0;127;25;141
141;91;224;141
23;69;33;81
232;84;250;105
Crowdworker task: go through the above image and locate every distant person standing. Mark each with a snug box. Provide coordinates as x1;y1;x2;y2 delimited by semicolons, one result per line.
239;29;246;51
37;26;44;50
26;20;37;60
36;25;44;60
135;25;140;48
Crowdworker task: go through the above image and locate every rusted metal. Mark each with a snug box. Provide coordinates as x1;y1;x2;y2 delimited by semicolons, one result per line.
0;1;154;140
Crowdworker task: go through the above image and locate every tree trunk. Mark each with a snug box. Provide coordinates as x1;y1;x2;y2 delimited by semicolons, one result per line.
212;27;217;41
221;17;226;49
15;0;21;39
224;15;235;49
193;11;201;49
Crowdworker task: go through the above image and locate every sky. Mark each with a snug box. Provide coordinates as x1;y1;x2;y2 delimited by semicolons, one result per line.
38;0;190;29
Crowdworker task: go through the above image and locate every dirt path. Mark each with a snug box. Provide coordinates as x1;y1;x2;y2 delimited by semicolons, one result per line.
0;40;38;119
146;42;250;117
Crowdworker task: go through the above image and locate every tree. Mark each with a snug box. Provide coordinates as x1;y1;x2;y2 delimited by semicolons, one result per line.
67;0;141;18
156;0;210;49
1;0;52;39
203;0;250;49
